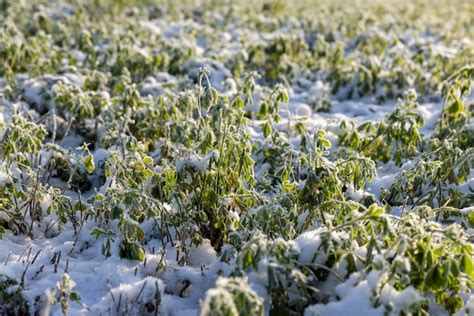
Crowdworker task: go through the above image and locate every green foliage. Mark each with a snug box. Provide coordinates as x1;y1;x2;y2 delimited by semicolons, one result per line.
339;91;424;165
49;274;82;315
0;1;472;315
435;66;473;149
0;275;29;315
200;277;264;316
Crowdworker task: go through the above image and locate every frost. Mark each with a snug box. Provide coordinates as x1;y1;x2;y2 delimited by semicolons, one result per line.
0;1;472;315
176;150;220;173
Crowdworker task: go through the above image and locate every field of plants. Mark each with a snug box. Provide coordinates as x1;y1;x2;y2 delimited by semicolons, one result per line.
0;0;473;315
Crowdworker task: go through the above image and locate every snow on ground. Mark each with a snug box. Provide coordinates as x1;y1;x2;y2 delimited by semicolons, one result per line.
0;83;453;315
0;1;472;315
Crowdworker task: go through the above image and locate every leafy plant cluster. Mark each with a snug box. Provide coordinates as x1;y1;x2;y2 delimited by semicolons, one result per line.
0;0;472;315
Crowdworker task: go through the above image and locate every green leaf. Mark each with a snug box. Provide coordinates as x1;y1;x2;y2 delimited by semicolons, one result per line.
280;89;289;103
426;250;435;267
262;122;271;138
460;254;473;278
70;292;81;301
346;253;357;276
91;227;103;239
366;237;376;263
259;102;269;118
120;241;145;261
425;264;447;290
367;204;383;217
111;206;123;220
321;139;331;149
450;258;460;277
281;180;295;192
84;154;95;174
448;99;463;114
143;155;153;165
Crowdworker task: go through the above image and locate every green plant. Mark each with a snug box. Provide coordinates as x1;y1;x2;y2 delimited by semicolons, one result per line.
48;274;82;315
200;277;264;316
0;275;29;315
339;91;424;165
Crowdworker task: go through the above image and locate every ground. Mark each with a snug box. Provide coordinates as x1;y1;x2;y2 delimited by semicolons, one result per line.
0;1;473;315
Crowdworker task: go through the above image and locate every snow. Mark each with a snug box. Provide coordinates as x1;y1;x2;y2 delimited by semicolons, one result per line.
457;296;474;316
140;79;165;98
305;272;425;316
23;80;47;106
176;150;220;173
187;239;217;267
0;227;229;315
305;273;384;316
294;229;324;263
90;277;165;315
0;1;472;315
366;174;397;199
0;169;9;185
93;148;110;167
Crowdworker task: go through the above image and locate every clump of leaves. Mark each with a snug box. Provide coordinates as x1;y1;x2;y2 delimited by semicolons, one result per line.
200;277;264;316
339;90;424;165
90;143;156;261
435;65;473;149
0;275;29;315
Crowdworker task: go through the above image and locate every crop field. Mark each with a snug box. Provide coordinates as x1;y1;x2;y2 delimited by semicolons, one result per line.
0;0;473;315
